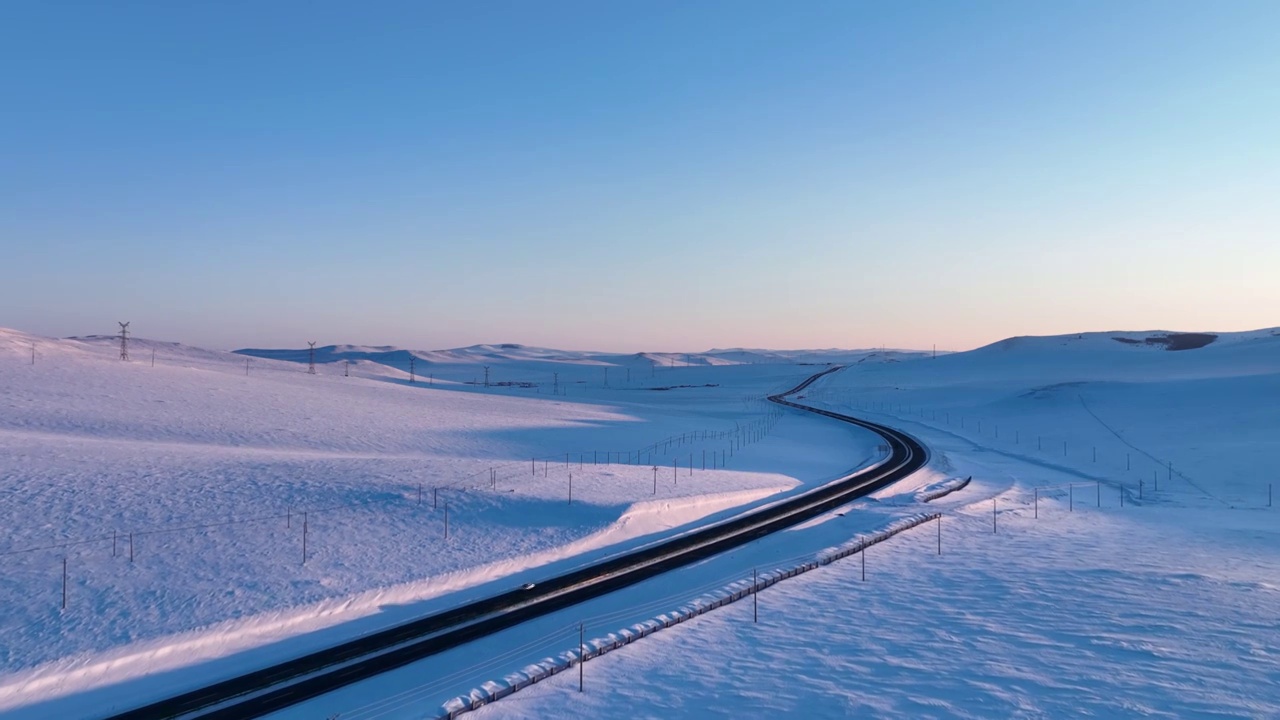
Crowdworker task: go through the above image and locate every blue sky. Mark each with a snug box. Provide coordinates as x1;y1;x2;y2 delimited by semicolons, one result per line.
2;1;1277;351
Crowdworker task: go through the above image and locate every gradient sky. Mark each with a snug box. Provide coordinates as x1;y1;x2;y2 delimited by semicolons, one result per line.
2;1;1277;352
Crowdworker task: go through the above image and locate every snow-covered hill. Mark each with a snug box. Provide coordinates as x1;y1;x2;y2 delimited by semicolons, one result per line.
430;329;1280;720
0;326;883;718
4;324;1277;719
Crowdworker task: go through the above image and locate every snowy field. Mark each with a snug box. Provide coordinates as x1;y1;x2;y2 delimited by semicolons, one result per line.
0;328;890;717
3;327;1278;719
408;329;1280;720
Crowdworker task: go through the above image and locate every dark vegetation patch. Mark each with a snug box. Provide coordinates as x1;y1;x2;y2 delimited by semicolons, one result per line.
1112;333;1218;351
649;384;721;391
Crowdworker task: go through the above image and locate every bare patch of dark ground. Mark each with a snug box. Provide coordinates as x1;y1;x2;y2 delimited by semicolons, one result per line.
1113;333;1218;351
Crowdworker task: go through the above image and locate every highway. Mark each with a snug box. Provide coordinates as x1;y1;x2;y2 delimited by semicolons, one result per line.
107;365;928;719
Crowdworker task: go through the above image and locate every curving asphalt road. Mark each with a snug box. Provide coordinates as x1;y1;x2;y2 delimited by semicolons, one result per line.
105;366;928;719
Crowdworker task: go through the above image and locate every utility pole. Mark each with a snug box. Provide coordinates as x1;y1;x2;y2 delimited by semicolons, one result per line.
603;367;609;387
118;322;130;360
344;360;350;377
307;341;317;375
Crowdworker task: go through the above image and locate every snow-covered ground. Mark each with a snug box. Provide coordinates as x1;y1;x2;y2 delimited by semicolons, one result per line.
4;326;1278;719
416;329;1280;719
0;327;889;717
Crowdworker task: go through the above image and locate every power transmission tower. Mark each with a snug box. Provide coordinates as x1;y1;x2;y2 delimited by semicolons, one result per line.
307;341;316;374
409;356;416;383
603;367;609;387
553;372;559;395
118;322;130;360
483;365;490;388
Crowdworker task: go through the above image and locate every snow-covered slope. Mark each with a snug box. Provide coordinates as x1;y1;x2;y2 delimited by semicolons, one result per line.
457;328;1280;719
0;326;886;718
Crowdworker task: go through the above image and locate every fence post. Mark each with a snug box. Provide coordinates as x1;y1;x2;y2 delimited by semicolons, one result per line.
753;568;758;623
569;474;573;505
861;542;866;581
445;502;450;539
129;533;134;563
1096;481;1100;507
937;515;941;555
62;558;67;610
993;498;997;533
579;623;585;693
1034;487;1038;518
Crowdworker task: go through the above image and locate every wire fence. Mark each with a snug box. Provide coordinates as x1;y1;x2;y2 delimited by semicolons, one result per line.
800;388;1275;511
318;510;947;720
